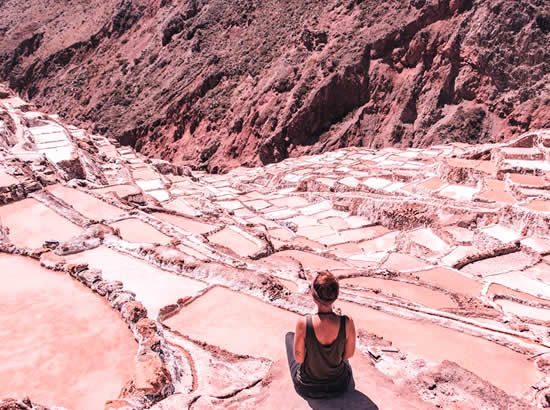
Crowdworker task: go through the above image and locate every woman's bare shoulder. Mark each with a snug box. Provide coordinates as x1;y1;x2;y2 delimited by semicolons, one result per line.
342;314;355;326
296;315;307;329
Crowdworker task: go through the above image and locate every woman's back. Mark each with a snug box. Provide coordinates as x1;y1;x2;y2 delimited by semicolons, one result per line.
310;313;342;344
297;314;351;395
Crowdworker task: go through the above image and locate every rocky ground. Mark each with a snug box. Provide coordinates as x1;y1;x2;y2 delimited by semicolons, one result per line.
1;85;550;409
0;0;549;172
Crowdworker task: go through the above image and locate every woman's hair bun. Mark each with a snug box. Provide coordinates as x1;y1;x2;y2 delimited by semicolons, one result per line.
313;271;339;303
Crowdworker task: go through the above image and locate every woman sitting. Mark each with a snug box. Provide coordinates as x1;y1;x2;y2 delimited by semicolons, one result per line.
285;271;356;398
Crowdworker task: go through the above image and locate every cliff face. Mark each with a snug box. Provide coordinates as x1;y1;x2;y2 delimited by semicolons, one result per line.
1;0;549;172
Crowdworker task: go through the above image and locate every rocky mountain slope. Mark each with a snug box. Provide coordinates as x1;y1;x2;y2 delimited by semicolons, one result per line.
1;0;549;172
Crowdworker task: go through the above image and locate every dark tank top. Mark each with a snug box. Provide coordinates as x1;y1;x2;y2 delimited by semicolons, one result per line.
296;314;351;398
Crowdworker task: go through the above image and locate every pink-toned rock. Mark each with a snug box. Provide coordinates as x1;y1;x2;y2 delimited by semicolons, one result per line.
77;268;102;287
39;252;66;271
136;318;161;351
108;290;136;311
0;398;50;410
121;301;148;324
133;353;172;396
66;263;88;276
104;399;134;410
93;279;124;296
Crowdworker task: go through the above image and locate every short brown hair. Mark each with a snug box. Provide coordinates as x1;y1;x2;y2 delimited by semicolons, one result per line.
313;271;339;304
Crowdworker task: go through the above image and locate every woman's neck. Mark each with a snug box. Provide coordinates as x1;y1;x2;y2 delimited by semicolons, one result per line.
317;305;333;314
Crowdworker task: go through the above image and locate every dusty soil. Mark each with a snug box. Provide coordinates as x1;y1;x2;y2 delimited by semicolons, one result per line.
1;0;549;172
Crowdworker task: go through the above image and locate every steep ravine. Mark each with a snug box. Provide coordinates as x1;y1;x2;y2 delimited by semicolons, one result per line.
1;0;549;172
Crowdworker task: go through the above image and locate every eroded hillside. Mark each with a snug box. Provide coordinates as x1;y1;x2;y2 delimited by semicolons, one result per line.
1;0;549;172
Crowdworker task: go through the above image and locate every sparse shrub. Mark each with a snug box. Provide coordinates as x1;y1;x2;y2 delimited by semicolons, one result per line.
149;53;159;65
391;124;404;143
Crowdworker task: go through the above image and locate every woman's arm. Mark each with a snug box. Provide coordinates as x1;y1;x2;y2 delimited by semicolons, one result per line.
343;316;356;360
294;317;307;364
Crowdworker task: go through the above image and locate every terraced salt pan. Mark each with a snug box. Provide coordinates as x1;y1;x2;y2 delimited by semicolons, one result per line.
0;198;82;248
523;263;550;286
482;225;522;243
231;208;255;220
339;176;360;188
414;267;482;298
98;145;117;158
477;190;516;204
441;246;477;267
336;301;541;398
338;226;390;243
488;272;550;302
28;124;73;163
268;228;295;241
216;200;243;211
153;212;216;234
503;159;550;171
487;283;550;305
419;177;447;191
524;199;550;212
344;215;372;229
319;216;350;230
164;286;297;359
521;236;550;254
266;250;349;271
439;185;479;201
65;247;206;318
384;181;407;192
92;184;141;197
461;252;532;277
136;179;163;191
362;177;392;190
163;198;201;217
409;228;449;253
328;243;363;257
208;226;261;257
148;189;170;202
509;174;548;187
132;168;160;180
359;232;399;252
296;224;335;240
264;208;298;220
269;196;310;208
316;233;348;246
110;218;172;245
243;199;271;210
246;215;281;228
287;215;318;227
0;171;18;187
497;299;550;321
47;185;123;220
347;253;386;268
177;244;209;261
300;200;332;216
0;254;135;410
341;276;457;309
382;253;431;272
